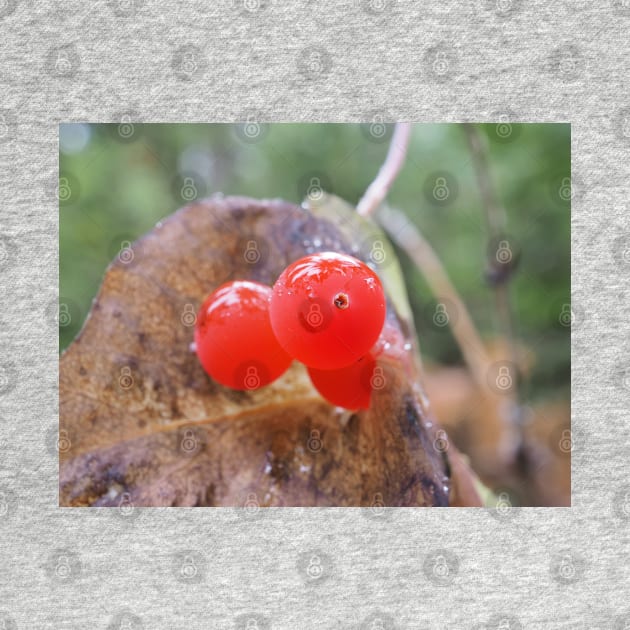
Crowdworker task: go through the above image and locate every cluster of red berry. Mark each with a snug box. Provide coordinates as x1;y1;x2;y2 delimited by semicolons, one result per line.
194;251;388;410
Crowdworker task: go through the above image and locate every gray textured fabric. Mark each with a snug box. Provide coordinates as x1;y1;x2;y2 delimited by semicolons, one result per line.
1;1;629;628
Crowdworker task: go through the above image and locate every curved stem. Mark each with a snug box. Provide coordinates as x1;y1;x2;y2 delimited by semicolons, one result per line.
357;122;412;218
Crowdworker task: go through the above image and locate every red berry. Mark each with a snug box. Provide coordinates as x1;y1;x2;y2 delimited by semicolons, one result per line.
308;353;386;410
269;252;386;370
194;280;292;390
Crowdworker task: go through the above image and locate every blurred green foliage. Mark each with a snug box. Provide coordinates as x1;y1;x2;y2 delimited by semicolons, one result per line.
59;123;570;401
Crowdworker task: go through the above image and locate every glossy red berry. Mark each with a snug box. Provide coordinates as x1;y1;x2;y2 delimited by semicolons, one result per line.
308;353;386;410
269;252;386;370
194;280;292;390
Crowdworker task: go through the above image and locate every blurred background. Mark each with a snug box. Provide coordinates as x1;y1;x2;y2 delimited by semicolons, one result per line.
59;122;571;505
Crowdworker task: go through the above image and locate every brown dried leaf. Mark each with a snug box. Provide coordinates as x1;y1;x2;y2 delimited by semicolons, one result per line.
59;195;481;507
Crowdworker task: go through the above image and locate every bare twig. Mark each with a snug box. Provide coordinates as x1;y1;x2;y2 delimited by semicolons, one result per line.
357;122;412;218
378;206;493;390
464;124;521;414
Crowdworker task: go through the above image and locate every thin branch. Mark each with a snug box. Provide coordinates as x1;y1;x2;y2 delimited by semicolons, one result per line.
463;124;521;414
378;206;493;391
357;122;412;218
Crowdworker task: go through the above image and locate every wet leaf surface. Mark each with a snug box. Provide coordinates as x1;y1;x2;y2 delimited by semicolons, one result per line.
59;195;481;506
